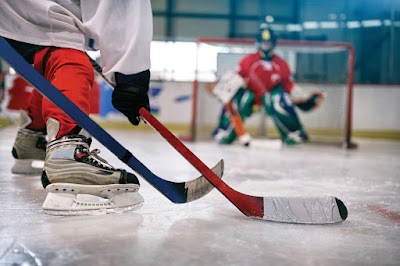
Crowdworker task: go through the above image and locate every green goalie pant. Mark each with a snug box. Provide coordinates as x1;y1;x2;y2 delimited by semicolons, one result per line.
212;88;255;144
262;86;309;145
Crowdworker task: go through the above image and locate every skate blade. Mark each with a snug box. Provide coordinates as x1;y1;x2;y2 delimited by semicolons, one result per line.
11;159;44;175
45;183;140;196
42;185;144;216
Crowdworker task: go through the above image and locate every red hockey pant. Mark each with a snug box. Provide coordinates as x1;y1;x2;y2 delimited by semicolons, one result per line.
27;47;94;138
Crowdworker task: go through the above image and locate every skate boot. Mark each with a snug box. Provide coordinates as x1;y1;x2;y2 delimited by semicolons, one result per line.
11;111;47;175
41;118;144;215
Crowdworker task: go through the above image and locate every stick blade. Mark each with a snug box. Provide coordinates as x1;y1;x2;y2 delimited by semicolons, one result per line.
185;159;224;202
259;196;347;224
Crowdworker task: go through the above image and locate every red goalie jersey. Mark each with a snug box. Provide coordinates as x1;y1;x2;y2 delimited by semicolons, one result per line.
237;52;294;105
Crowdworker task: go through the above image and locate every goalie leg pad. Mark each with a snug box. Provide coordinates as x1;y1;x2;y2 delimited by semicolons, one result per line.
263;86;308;145
213;125;237;144
212;89;255;144
235;89;256;119
42;183;144;215
214;88;254;130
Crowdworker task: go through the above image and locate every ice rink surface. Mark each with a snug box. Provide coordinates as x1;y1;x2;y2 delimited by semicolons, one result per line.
0;126;399;266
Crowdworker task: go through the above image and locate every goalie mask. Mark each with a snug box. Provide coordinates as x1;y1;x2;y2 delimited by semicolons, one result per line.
257;24;277;59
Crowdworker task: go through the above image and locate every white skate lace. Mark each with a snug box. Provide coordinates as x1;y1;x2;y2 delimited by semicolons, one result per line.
87;148;116;170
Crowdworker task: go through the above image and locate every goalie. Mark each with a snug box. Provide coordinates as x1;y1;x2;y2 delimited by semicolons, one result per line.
211;24;325;146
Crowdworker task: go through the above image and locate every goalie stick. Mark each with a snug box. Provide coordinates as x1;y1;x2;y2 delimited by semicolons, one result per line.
0;37;223;204
225;100;252;146
88;52;348;224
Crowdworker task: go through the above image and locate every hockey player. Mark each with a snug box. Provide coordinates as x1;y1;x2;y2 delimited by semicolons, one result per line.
212;24;325;146
0;1;152;215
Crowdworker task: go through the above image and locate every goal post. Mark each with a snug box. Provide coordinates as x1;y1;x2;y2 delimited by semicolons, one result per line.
185;37;356;149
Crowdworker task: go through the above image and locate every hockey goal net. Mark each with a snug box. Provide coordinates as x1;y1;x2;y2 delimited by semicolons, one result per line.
184;37;356;148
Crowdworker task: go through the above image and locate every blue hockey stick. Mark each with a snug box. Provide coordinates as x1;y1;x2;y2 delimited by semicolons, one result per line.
0;37;223;204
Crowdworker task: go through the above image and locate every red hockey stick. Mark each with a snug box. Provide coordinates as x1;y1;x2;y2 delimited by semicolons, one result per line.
140;108;348;224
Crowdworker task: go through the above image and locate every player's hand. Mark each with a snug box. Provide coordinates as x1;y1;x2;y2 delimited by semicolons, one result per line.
112;71;150;125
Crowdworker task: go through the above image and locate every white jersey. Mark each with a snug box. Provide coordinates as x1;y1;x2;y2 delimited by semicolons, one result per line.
0;0;152;84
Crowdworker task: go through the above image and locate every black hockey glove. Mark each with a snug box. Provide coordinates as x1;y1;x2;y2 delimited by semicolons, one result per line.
112;70;150;125
294;91;325;112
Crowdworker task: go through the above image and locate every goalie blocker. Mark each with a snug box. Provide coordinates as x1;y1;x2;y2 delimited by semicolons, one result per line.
212;70;245;104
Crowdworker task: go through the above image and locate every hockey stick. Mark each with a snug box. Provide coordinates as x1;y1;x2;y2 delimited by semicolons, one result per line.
88;51;348;224
0;37;223;204
140;108;348;224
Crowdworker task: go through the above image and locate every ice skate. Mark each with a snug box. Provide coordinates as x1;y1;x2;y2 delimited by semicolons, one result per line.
41;118;144;215
11;111;47;175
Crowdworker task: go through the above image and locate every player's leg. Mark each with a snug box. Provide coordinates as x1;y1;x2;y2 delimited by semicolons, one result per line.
263;86;309;145
34;48;143;215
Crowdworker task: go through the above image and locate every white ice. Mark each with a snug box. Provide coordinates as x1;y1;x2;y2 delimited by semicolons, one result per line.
0;126;399;266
